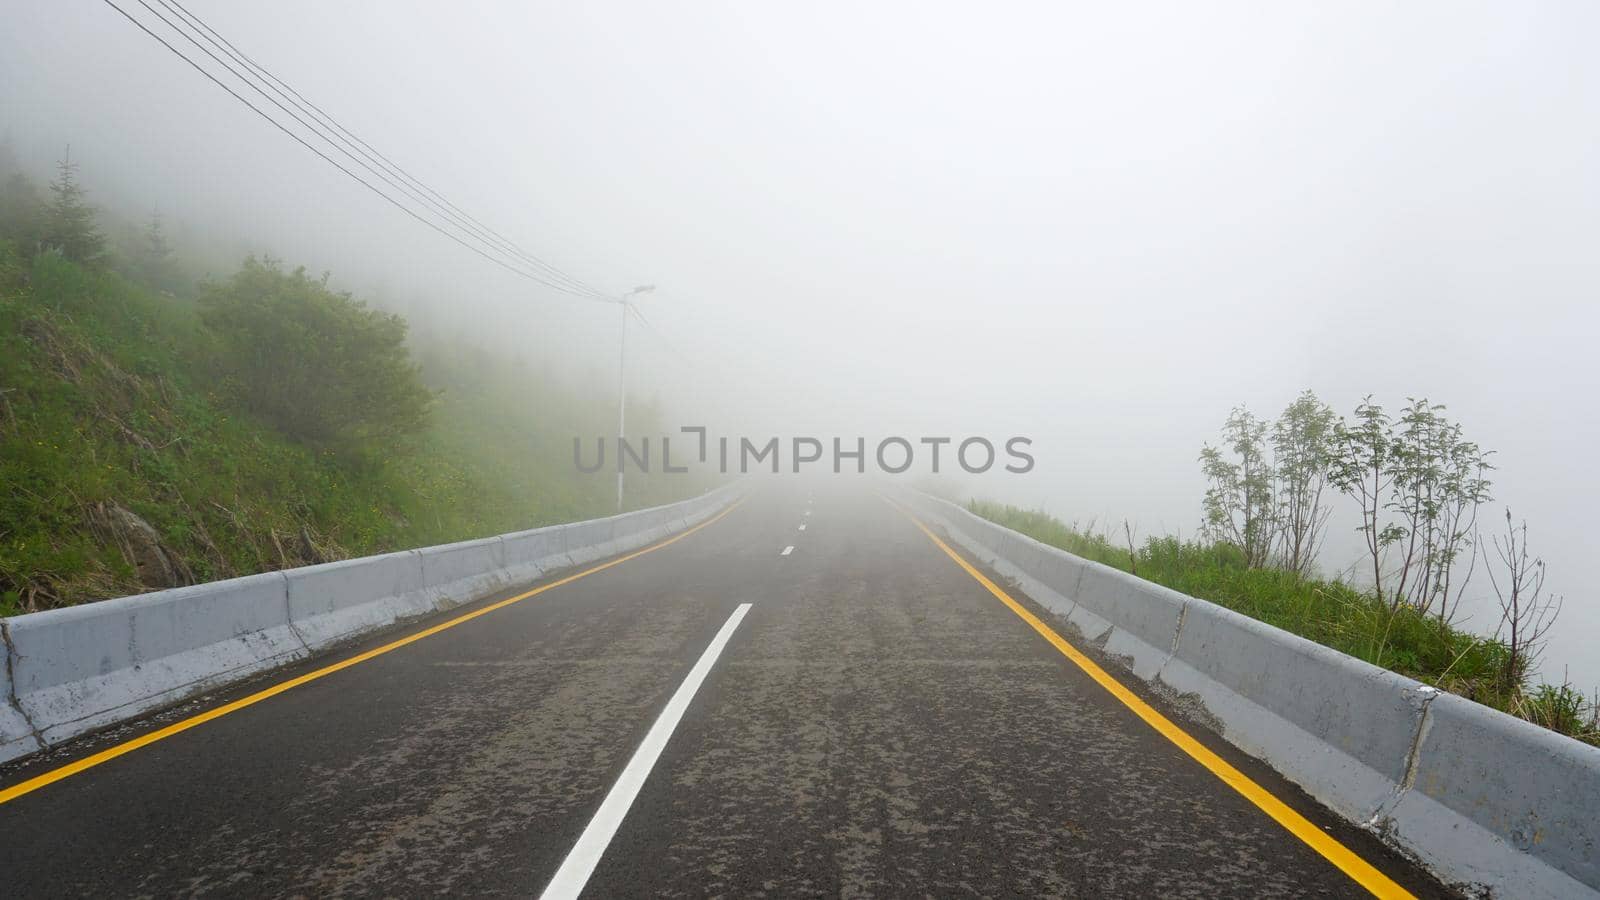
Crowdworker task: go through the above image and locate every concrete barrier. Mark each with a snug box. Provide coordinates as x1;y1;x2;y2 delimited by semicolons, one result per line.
645;505;676;537
0;483;739;765
1077;562;1189;680
1386;692;1600;898
500;524;569;583
5;572;305;748
627;505;680;547
285;552;428;652
607;507;655;553
564;518;615;565
1157;599;1431;825
898;488;1600;898
0;624;43;761
419;536;508;608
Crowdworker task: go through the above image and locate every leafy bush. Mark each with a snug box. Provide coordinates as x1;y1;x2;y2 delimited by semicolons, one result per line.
199;257;433;449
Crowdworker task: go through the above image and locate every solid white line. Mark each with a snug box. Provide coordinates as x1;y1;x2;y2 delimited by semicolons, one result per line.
781;545;795;556
539;603;753;900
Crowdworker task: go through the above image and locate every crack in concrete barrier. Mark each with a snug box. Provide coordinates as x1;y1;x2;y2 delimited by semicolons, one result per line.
0;619;46;750
279;571;312;654
1149;597;1191;688
1365;685;1440;831
1398;687;1439;793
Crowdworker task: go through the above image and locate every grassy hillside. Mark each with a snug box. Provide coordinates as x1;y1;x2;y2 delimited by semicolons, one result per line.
0;245;705;614
969;500;1599;745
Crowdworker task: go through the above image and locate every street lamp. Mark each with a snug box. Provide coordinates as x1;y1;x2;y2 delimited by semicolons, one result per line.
615;284;655;510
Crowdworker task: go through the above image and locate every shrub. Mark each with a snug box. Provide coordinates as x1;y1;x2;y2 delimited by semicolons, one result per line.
200;257;432;449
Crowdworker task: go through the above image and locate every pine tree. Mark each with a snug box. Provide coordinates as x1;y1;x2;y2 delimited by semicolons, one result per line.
42;145;104;264
140;211;180;291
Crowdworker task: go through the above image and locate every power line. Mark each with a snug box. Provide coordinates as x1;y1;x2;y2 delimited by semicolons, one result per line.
626;300;714;379
122;0;595;298
101;0;610;300
153;0;604;299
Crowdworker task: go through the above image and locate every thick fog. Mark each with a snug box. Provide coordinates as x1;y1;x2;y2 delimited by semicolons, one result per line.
3;2;1596;688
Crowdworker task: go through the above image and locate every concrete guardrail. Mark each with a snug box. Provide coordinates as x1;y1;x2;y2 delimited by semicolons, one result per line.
0;483;738;766
897;489;1600;899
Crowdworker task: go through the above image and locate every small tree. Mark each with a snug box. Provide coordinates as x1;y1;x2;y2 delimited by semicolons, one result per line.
1330;397;1403;606
1271;390;1336;576
201;256;433;448
1428;430;1493;623
41;146;104;265
138;211;181;293
1388;399;1448;610
1487;510;1561;691
1379;399;1494;620
1200;406;1275;568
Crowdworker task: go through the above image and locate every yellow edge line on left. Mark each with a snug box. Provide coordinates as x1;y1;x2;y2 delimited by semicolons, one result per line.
0;498;744;807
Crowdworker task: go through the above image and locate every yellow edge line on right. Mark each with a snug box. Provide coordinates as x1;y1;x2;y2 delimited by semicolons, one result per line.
891;501;1415;900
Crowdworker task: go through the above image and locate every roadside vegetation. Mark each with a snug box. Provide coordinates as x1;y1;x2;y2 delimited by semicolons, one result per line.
970;391;1598;746
0;145;702;614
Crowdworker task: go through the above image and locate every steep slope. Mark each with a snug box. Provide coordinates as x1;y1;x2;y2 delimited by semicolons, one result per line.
0;246;700;614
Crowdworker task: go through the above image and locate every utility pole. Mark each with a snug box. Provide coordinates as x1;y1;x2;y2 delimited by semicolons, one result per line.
615;285;655;511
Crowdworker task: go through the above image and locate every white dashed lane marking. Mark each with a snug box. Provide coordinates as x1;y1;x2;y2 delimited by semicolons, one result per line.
540;603;754;900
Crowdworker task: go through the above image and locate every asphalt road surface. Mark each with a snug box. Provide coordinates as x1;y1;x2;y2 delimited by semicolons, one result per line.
0;483;1452;898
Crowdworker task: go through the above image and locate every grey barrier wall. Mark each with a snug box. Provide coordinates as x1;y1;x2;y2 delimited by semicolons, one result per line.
0;483;738;766
897;489;1600;900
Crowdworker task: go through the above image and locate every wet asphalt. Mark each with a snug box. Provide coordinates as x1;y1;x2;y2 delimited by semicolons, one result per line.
0;482;1452;898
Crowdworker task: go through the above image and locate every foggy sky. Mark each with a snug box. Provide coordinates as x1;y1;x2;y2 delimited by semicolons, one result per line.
2;2;1596;688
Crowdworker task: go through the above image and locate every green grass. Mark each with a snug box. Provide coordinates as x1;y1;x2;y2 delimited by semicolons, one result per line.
0;245;707;614
967;499;1600;745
